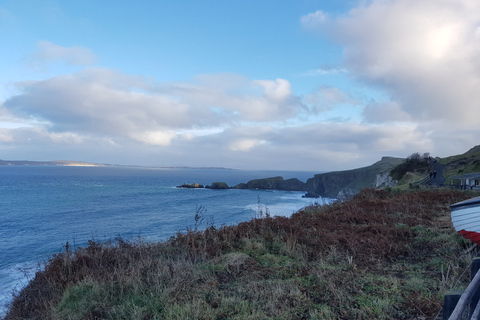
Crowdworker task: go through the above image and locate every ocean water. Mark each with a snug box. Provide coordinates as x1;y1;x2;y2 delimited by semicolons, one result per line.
0;166;326;314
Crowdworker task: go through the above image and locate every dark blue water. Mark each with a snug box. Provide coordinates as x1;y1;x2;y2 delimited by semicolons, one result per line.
0;166;325;313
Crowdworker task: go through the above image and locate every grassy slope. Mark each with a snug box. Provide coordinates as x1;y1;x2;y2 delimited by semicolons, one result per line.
440;146;480;184
387;146;480;187
4;189;480;320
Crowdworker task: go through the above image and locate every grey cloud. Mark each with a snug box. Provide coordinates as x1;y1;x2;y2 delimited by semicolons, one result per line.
267;123;428;153
173;122;431;170
363;101;412;123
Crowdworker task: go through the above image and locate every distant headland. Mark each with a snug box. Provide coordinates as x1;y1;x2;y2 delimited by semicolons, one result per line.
176;145;480;200
0;159;104;166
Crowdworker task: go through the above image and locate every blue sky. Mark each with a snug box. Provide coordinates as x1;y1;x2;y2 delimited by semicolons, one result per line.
1;0;480;171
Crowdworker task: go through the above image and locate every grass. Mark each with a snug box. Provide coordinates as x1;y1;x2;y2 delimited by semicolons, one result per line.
394;171;429;187
437;147;480;184
3;188;480;319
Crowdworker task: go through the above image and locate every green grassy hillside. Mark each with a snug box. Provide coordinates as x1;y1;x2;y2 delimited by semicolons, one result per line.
440;146;480;184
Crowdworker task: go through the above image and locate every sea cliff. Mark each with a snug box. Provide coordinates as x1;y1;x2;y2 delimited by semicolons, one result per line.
229;157;403;199
305;157;403;198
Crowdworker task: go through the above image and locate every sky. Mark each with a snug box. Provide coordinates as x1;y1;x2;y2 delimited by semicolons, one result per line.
1;0;480;171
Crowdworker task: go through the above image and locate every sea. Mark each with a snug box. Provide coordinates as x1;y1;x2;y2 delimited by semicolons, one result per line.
0;165;328;315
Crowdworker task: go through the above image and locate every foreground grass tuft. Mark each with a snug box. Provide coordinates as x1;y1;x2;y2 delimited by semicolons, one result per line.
3;189;479;319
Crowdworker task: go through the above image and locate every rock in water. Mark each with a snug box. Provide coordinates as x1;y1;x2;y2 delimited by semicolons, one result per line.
205;182;229;189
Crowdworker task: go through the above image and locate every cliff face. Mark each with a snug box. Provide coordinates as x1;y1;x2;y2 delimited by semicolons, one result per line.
306;157;404;198
375;171;398;188
231;157;403;198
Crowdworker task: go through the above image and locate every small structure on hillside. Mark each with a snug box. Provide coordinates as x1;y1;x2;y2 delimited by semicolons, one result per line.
451;172;480;190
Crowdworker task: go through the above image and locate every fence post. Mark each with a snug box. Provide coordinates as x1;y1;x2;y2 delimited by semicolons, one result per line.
470;257;480;318
443;290;464;320
448;269;480;319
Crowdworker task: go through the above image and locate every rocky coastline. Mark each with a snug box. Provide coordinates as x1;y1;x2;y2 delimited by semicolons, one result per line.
176;146;480;199
177;157;404;199
177;176;309;193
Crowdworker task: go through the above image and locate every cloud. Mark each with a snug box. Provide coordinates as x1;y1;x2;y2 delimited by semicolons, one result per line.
302;0;480;127
3;68;305;148
0;103;438;170
228;138;267;152
0;7;15;24
301;66;348;76
270;123;428;153
5;69;194;143
158;74;303;122
194;122;431;170
363;101;412;123
6;14;480;171
300;10;328;30
28;41;97;69
0;128;13;142
130;130;177;146
305;86;358;112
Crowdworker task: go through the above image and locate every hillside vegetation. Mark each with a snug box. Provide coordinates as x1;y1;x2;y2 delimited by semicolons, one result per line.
4;189;479;320
296;146;480;197
440;146;480;184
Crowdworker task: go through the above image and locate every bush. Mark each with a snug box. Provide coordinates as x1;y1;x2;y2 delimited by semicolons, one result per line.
391;152;431;180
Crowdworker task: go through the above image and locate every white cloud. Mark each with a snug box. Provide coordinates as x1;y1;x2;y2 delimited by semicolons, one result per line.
158;74;303;122
300;10;328;30
303;0;480;126
28;41;97;69
48;131;84;144
3;68;305;152
298;0;480;162
228;138;266;152
301;66;348;76
0;128;13;142
131;130;177;146
254;78;291;102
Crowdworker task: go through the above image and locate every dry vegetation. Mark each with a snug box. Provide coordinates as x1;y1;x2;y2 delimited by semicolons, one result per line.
3;189;480;320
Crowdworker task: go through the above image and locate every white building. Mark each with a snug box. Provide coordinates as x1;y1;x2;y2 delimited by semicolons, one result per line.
451;172;480;189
